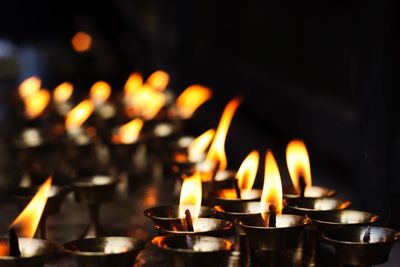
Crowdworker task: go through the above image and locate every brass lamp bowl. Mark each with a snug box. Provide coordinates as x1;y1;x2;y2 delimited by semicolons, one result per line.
235;213;311;251
63;236;145;267
72;175;120;205
283;185;336;199
152;234;233;267
205;189;262;206
213;201;262;221
323;226;400;266
307;209;379;233
144;205;214;230
284;197;351;216
155;218;233;237
0;238;57;267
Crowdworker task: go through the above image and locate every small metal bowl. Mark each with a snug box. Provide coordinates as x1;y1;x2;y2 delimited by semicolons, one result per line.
307;209;379;233
323;226;400;266
0;238;57;267
213;201;262;221
283;185;336;199
152;234;233;267
284;197;351;216
205;189;262;206
63;236;145;267
72;176;120;205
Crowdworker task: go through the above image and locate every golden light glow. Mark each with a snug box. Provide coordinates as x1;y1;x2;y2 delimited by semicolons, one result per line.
65;99;94;130
124;72;143;96
24;89;50;119
11;177;52;238
18;76;41;99
112;118;144;144
126;85;166;120
71;31;92;52
188;129;215;162
54;82;74;103
179;172;202;219
286;139;312;194
236;150;260;191
260;151;283;214
146;70;169;91
175;85;212;118
90;81;111;105
205;98;241;171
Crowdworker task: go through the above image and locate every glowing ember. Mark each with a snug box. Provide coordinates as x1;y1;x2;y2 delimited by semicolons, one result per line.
175;85;212;118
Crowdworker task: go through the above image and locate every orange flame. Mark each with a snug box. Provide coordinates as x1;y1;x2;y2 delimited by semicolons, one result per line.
126;85;166;120
90;81;111;105
65;99;94;130
112;118;144;144
146;70;169;91
11;177;52;238
24;89;50;119
71;31;92;52
188;129;215;162
260;151;283;214
18;76;41;99
205;98;241;171
124;72;143;96
175;85;212;118
179;172;202;219
54;82;74;103
236;150;260;191
286;140;312;194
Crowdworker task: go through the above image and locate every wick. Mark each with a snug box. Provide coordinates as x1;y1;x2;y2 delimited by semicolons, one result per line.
268;204;277;228
8;228;21;257
233;179;241;199
299;176;306;198
363;226;371;243
184;209;194;232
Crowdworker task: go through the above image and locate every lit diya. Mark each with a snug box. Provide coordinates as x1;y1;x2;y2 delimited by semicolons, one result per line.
284;140;336;198
144;172;232;236
63;236;145;267
0;177;57;267
152;234;233;267
52;81;74;116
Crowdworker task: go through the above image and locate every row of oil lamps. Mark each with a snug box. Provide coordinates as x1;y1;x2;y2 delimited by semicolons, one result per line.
1;74;399;267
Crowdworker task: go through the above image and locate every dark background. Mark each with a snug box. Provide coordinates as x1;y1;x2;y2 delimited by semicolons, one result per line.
0;1;398;228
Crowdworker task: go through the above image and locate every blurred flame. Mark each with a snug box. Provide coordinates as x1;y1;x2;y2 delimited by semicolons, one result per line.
71;31;92;52
260;151;283;214
24;89;50;119
146;70;169;91
54;82;74;103
179;172;202;219
11;177;52;238
19;76;41;99
124;72;143;96
65;100;94;130
188;129;215;162
236;150;259;192
127;85;166;120
205;98;241;171
90;81;111;105
112;118;143;144
286;140;312;194
176;85;212;118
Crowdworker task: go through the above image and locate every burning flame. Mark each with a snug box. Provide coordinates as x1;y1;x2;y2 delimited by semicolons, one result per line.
54;82;74;103
124;72;143;96
24;89;50;119
205;98;241;171
286;140;312;194
175;85;212;118
65;99;94;131
71;31;92;52
260;151;283;214
236;150;260;192
188;129;215;162
112;118;144;144
18;76;41;99
146;70;169;91
179;172;202;219
126;85;166;120
11;177;52;238
90;81;111;105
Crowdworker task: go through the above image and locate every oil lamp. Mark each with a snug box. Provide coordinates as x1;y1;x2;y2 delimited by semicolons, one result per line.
170;84;212;119
0;177;57;267
152;234;233;267
71;175;120;238
284;140;336;198
323;226;400;266
145;172;232;236
63;236;145;267
52;82;74;116
234;151;311;267
9;176;70;239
